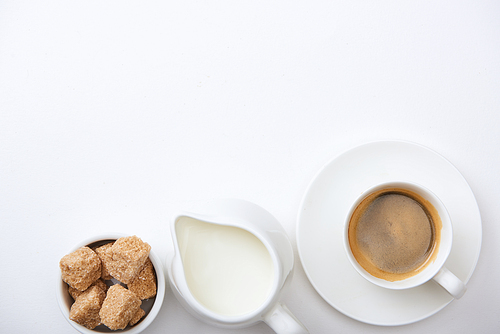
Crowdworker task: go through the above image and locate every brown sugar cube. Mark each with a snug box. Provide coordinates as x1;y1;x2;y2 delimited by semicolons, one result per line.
68;278;108;300
106;236;151;284
92;278;109;293
69;285;106;329
60;246;101;291
128;258;157;300
93;242;114;280
99;284;141;330
68;285;82;301
129;307;145;326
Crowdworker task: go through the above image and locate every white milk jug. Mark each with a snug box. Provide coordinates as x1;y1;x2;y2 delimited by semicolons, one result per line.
166;199;308;333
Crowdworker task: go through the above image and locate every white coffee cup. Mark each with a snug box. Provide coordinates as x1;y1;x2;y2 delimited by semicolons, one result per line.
343;181;466;299
166;199;308;333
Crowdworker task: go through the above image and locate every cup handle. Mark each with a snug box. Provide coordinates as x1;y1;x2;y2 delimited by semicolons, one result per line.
432;267;467;299
264;302;308;334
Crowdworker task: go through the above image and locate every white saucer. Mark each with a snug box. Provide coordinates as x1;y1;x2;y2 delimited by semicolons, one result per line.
297;141;482;326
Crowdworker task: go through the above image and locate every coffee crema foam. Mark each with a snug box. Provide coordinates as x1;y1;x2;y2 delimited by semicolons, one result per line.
348;188;442;281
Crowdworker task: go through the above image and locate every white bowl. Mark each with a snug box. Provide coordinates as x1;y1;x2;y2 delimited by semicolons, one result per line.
56;233;166;333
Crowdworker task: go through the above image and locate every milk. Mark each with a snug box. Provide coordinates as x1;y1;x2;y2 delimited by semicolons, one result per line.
176;217;275;316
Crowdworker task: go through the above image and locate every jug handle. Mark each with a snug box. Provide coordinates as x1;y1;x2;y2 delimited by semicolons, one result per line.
264;302;308;334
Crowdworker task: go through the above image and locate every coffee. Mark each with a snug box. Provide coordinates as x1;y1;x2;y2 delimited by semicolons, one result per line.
348;187;442;281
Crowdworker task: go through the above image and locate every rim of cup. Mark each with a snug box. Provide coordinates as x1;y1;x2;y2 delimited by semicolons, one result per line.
55;233;166;334
343;181;453;290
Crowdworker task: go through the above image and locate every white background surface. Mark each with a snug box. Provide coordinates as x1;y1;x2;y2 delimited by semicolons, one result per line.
1;1;499;333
